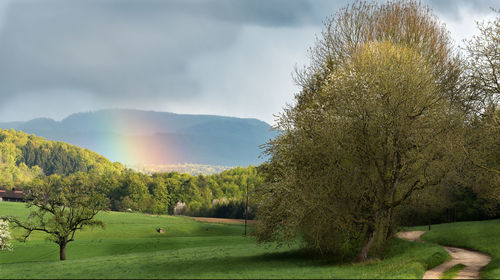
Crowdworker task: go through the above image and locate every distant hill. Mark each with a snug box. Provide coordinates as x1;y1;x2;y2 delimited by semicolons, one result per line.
0;129;123;187
0;109;276;166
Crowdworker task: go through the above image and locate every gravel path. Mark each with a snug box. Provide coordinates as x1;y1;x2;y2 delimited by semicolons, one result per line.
396;231;491;279
192;217;257;224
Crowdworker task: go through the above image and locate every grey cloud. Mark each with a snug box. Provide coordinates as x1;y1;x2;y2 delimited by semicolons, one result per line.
83;0;320;27
0;0;496;123
0;0;324;117
425;0;498;18
0;0;238;100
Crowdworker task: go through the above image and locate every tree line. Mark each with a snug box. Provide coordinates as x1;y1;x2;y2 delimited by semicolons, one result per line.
96;166;262;219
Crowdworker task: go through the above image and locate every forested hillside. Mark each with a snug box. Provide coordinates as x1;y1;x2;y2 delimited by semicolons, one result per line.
0;129;123;186
0;128;262;219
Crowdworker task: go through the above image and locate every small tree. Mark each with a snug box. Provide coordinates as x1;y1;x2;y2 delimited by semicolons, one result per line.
1;173;108;260
0;219;13;251
150;178;171;214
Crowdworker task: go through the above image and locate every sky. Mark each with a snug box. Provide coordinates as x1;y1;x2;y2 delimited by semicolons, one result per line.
0;0;497;125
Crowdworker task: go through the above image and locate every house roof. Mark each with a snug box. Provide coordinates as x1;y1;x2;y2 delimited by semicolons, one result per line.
0;189;25;199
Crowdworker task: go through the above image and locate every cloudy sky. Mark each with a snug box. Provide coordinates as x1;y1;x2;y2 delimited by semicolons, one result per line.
0;0;497;124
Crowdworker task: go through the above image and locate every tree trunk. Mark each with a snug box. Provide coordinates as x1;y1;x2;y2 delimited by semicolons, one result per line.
59;243;67;261
356;228;375;262
244;184;248;237
385;209;396;241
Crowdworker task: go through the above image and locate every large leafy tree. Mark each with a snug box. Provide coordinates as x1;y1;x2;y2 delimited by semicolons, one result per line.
399;11;500;227
1;173;108;260
464;9;500;112
466;107;500;202
256;1;465;261
461;11;500;200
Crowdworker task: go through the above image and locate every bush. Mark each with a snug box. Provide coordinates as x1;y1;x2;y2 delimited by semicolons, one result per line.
0;219;13;251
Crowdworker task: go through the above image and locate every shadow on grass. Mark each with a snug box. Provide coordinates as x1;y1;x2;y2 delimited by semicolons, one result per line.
127;245;355;279
133;251;332;278
247;248;350;266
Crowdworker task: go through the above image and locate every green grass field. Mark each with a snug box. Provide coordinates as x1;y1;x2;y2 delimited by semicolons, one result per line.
411;219;500;279
0;202;447;279
441;264;466;279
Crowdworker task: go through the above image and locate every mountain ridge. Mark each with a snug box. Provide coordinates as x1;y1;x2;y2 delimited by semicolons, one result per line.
0;109;276;166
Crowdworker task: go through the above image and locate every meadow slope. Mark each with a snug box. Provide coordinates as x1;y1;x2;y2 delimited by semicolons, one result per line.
0;202;447;279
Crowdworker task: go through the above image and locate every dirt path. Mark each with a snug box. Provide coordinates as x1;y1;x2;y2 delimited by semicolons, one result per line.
192;217;257;225
396;230;426;241
396;231;491;279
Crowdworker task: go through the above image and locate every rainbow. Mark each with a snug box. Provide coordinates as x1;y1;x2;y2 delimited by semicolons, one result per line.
83;111;181;165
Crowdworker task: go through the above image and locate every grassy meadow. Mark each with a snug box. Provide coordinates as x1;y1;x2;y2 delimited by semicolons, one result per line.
0;201;448;279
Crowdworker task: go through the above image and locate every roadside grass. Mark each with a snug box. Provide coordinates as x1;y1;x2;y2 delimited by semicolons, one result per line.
441;263;465;279
411;219;500;279
0;202;447;279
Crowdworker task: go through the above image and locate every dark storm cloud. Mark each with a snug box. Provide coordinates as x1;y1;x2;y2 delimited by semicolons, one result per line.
0;0;322;107
0;0;496;123
90;0;320;27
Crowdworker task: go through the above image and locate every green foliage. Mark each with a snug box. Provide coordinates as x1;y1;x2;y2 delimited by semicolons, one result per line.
0;201;447;279
101;166;263;218
398;110;500;227
0;129;124;187
467;108;500;202
149;178;171;214
1;173;109;260
441;264;466;279
398;183;498;227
